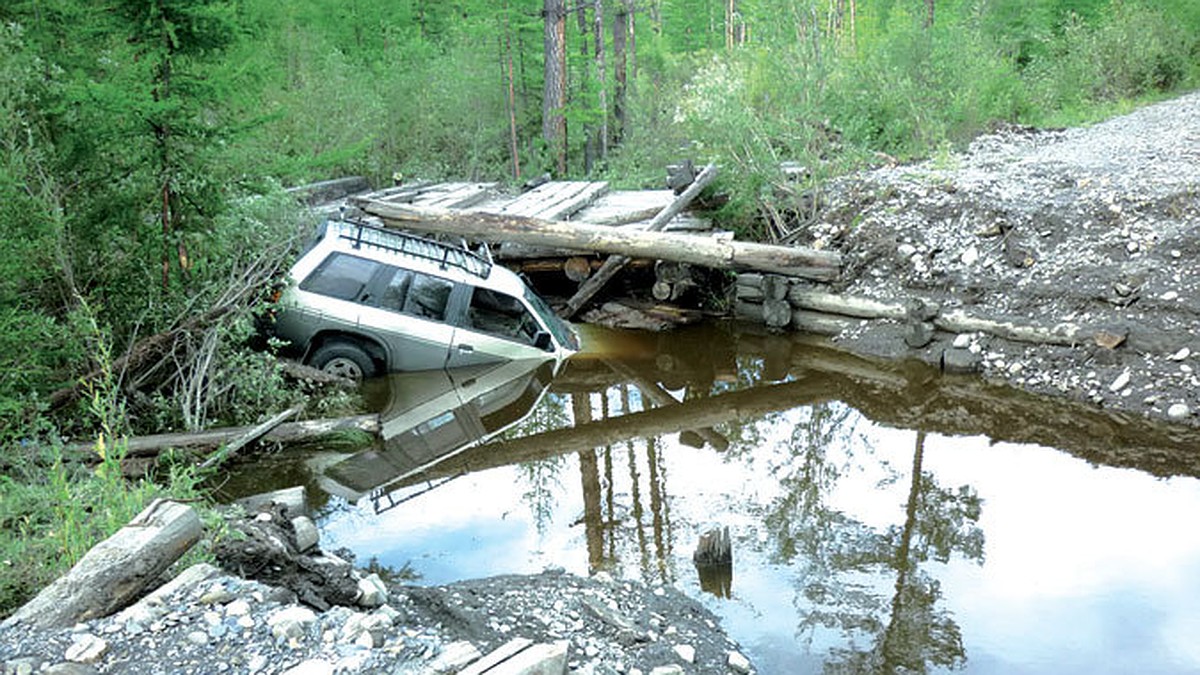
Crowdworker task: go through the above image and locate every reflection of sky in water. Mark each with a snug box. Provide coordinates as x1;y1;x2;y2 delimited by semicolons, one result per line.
319;403;1200;674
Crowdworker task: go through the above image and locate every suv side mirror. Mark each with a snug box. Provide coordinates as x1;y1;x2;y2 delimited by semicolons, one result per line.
534;331;553;351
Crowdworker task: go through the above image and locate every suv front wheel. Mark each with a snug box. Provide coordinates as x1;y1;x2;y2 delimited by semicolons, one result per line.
310;340;378;382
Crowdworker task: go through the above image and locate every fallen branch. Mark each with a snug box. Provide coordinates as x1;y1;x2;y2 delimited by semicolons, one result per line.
67;414;381;460
200;405;304;469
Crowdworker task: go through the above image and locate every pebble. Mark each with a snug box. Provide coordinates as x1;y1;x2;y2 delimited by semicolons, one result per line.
952;333;972;349
728;651;753;674
1170;347;1190;361
64;634;108;664
961;246;980;265
673;644;696;663
1167;403;1191;420
1108;369;1131;392
1160;290;1179;301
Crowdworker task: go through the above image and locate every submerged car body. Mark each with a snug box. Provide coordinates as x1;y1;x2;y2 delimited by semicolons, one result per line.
272;218;578;379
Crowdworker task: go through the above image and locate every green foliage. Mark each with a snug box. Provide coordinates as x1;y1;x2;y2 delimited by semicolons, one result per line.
0;306;207;617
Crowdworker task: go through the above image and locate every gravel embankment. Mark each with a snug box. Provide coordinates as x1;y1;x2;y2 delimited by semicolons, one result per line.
800;91;1200;423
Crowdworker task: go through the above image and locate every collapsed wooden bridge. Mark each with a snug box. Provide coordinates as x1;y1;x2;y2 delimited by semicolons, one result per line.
346;165;841;319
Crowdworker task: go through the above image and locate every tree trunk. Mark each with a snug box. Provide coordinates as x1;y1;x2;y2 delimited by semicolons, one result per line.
357;195;841;282
503;4;522;180
543;0;567;175
576;3;594;173
2;500;202;629
594;0;608;158
612;3;628;144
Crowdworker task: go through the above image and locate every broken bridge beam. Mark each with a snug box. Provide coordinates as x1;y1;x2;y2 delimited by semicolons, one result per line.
561;163;720;317
353;199;840;283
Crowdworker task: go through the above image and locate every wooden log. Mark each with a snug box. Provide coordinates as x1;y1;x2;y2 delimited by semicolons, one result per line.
2;500;202;629
763;299;793;328
791;309;860;336
934;310;1085;346
68;414;381;460
560;163;721;317
200;405;303;469
787;287;907;320
564;256;594;282
357;197;840;281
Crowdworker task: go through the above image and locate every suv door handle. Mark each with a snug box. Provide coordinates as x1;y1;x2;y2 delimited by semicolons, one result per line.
457;344;474;353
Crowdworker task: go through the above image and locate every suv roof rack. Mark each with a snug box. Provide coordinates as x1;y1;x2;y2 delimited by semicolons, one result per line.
330;217;493;279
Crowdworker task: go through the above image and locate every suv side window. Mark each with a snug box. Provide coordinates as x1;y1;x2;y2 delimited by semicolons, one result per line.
300;253;381;301
467;287;539;345
401;272;454;321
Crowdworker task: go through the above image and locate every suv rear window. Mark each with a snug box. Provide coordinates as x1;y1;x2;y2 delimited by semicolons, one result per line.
300;253;381;301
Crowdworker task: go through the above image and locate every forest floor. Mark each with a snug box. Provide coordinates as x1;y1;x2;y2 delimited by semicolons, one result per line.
795;90;1200;426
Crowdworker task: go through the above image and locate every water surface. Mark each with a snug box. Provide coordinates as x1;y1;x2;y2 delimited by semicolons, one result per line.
223;324;1200;674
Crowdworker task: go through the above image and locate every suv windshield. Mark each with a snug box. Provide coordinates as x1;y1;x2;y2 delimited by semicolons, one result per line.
524;287;578;350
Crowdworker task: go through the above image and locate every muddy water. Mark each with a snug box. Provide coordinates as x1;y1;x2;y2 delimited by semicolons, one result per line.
223;323;1200;674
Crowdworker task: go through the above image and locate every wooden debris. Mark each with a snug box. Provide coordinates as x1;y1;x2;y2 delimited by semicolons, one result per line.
2;500;202;629
561;163;720;317
693;526;732;565
200;405;303;469
67;414;380;460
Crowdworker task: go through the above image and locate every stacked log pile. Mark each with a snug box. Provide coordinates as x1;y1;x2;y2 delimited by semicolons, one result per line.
733;273;1120;370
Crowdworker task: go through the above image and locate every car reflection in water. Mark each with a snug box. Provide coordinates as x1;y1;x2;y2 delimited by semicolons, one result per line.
315;357;560;514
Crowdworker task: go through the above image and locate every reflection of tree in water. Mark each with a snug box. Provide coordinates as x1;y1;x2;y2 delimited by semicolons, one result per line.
759;411;985;673
517;454;567;536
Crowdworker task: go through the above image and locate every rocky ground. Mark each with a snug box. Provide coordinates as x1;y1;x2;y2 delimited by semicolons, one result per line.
796;91;1200;424
0;503;751;675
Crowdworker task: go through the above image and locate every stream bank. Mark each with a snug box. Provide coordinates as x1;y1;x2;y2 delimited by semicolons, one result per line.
776;91;1200;424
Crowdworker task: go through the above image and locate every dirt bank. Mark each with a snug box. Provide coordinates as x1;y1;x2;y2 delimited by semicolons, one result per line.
792;92;1200;424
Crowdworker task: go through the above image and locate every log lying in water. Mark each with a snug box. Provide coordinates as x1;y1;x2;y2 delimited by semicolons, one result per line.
67;414;381;461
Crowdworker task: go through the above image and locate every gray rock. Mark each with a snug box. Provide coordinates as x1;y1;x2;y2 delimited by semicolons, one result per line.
63;634;107;664
1108;369;1131;393
356;573;388;608
649;666;684;675
672;644;695;663
267;606;317;641
291;516;319;553
904;321;935;348
941;348;981;374
727;650;752;674
1167;403;1191;420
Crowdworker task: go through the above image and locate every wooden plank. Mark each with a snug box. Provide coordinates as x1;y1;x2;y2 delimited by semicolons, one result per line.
573;190;674;225
536;181;609;220
495;181;589;218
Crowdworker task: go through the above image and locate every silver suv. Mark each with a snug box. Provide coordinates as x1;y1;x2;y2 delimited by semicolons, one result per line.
272;218;579;380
